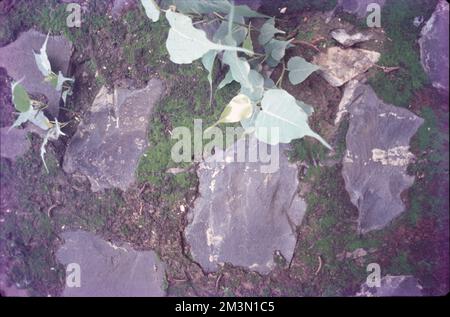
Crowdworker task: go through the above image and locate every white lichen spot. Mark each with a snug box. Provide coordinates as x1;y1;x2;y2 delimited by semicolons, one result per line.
343;150;355;163
371;146;415;166
208;254;219;263
134;138;145;150
206;227;223;247
209;179;216;192
107;241;128;252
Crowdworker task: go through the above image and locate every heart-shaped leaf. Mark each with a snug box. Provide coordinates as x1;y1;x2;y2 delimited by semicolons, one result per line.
140;0;160;22
287;56;319;85
33;33;52;77
258;18;285;45
166;0;268;17
165;10;252;64
206;93;253;131
264;39;292;62
11;79;31;112
254;89;331;148
10;108;51;131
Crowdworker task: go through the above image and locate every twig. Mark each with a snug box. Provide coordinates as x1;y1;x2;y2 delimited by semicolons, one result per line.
291;39;320;53
47;204;58;218
275;60;286;87
374;64;400;73
314;255;323;275
215;273;223;291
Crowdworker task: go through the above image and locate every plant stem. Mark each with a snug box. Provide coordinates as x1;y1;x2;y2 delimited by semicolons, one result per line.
276;61;286;88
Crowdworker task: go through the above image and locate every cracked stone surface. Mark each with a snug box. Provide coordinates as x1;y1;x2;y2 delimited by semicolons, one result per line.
185;136;307;274
357;275;423;297
342;85;424;233
419;0;449;92
56;230;166;297
0;29;73;116
313;47;380;87
63;79;163;192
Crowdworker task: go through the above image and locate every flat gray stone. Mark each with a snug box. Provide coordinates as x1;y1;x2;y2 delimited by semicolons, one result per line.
185;136;307;274
357;275;423;297
313;47;380;87
342;85;424;234
419;0;449;92
56;230;166;297
339;0;385;18
0;29;73;116
63;79;163;192
0;127;30;161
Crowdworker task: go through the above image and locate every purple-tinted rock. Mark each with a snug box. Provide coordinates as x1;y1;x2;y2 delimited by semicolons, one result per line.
185;136;306;274
0;29;73;116
56;230;166;297
0;127;31;161
419;0;449;92
342;85;424;233
63;79;163;192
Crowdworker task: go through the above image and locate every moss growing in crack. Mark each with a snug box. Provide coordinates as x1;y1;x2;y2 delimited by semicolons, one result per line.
294;165;375;295
137;60;239;205
368;0;437;107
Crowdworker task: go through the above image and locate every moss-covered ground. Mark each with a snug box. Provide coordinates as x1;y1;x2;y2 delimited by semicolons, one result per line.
0;0;447;296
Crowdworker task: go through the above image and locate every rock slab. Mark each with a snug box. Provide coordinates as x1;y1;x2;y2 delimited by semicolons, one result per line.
185;136;307;274
0;127;31;161
63;79;163;192
313;47;380;87
0;29;73;116
419;0;449;92
342;85;424;233
56;230;166;297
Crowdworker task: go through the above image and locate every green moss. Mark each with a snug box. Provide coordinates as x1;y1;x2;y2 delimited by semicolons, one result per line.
368;0;437;107
289;138;326;164
295;165;372;295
